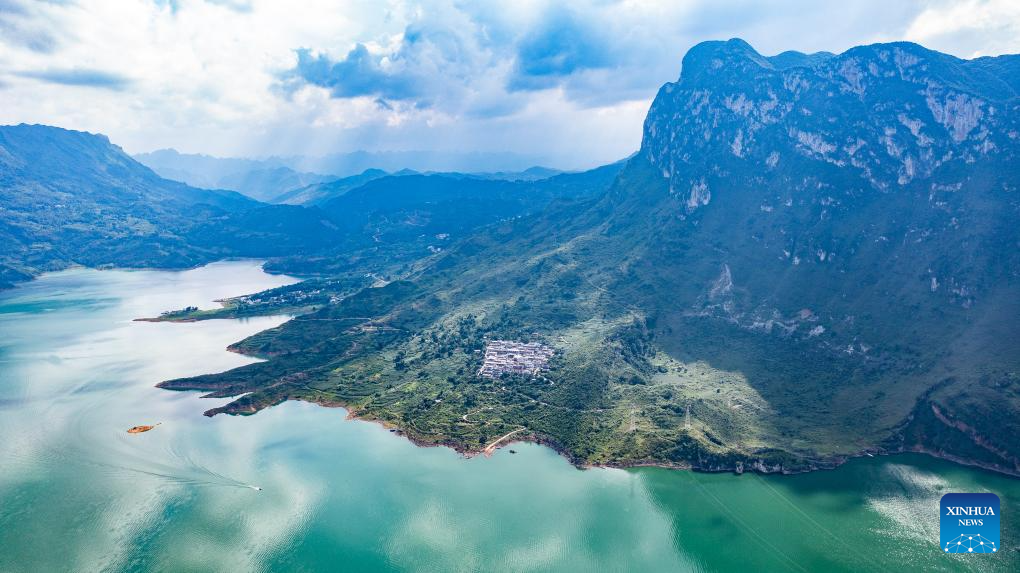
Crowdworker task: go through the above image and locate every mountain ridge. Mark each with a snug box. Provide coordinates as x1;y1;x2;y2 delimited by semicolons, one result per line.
134;147;556;187
0;124;340;288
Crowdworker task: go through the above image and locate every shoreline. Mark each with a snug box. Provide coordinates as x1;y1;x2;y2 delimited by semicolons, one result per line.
0;257;307;293
193;341;1020;480
106;259;1018;481
190;385;1020;480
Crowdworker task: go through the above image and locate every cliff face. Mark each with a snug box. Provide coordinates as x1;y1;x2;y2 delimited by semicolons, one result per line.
588;41;1020;356
643;38;1018;210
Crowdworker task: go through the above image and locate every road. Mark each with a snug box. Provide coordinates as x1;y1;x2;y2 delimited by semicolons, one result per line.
483;427;526;455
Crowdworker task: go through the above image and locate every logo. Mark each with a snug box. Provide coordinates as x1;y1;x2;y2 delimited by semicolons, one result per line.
940;493;1000;554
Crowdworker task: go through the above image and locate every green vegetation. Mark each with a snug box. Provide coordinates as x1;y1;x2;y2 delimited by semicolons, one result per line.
142;275;373;322
0;124;340;288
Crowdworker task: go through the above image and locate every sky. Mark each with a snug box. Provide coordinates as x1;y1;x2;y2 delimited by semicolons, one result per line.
1;0;1018;169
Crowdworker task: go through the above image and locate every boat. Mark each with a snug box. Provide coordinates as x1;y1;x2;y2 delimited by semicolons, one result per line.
126;423;161;434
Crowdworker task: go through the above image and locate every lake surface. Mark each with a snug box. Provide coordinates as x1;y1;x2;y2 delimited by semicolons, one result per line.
0;260;1016;572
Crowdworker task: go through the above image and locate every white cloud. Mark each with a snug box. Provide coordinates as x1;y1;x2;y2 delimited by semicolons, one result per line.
905;0;1020;57
0;0;1016;168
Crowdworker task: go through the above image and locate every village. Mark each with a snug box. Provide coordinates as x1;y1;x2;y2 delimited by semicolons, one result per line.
477;339;555;379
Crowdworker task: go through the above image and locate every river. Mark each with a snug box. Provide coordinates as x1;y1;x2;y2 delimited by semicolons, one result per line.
0;260;1015;572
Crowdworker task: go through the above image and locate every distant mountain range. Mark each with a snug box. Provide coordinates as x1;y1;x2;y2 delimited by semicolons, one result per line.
157;40;1020;476
0;124;619;289
133;148;561;202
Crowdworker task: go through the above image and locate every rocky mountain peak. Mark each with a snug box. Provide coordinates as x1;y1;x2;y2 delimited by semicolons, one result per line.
642;40;1019;214
677;38;773;83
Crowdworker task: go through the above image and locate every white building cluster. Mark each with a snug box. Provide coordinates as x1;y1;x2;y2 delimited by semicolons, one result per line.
478;340;554;378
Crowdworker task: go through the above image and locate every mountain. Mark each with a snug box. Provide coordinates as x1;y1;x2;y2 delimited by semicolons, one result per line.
214;167;337;202
271;168;389;205
0;124;339;288
450;166;564;182
134;149;336;202
321;164;624;239
160;40;1020;476
283;150;550;177
277;165;566;206
262;162;626;277
133;148;269;188
135;148;551;190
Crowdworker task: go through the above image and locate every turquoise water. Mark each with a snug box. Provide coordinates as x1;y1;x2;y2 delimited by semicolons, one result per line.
0;261;1016;572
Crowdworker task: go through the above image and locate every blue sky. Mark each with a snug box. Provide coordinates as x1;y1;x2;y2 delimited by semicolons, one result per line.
1;0;1018;168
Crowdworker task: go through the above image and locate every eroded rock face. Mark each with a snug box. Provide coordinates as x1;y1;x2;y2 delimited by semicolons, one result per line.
631;38;1020;355
641;39;1019;213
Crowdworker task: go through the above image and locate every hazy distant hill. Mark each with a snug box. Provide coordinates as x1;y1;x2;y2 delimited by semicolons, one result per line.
273;166;566;206
134;148;552;197
283;149;551;177
163;40;1020;476
215;167;338;202
133;149;336;202
0;124;339;287
133;148;269;188
271;169;389;205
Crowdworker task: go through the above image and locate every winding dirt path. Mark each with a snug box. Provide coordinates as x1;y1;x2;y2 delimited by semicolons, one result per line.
483;428;526;456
